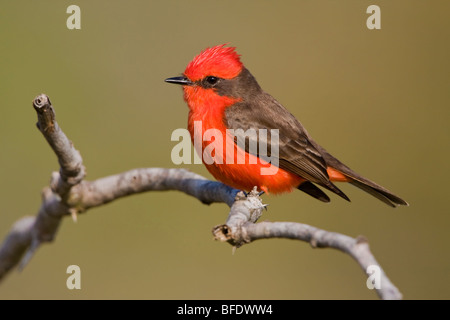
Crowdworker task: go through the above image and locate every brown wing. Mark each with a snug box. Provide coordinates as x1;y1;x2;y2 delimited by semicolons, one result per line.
224;92;349;201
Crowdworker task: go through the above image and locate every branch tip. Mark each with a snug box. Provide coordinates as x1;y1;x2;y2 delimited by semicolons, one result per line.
32;94;50;110
356;235;369;244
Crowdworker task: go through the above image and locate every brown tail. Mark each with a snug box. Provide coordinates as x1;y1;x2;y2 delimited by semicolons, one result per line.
313;144;408;207
346;174;408;207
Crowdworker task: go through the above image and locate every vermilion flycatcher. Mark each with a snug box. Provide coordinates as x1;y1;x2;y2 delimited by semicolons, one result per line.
165;44;407;207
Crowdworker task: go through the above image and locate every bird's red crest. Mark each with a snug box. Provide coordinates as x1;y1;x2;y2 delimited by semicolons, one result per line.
184;44;243;81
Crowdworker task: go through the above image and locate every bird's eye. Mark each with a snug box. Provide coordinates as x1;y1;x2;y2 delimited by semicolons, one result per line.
205;76;219;85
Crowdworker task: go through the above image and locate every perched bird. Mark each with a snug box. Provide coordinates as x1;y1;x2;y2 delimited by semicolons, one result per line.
165;44;407;207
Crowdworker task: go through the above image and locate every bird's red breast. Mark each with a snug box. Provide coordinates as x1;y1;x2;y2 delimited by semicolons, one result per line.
184;84;304;194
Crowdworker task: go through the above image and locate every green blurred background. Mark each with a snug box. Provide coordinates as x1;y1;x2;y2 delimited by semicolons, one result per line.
0;0;449;299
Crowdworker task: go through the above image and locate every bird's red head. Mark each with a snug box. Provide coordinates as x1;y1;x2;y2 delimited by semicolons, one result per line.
165;44;245;115
165;44;245;113
184;44;243;82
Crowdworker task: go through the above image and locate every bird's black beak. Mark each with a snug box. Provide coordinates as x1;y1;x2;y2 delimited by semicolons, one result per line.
165;76;193;86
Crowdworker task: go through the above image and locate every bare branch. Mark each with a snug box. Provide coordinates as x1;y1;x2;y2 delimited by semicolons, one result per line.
0;94;403;300
33;94;85;196
68;168;238;212
0;217;34;279
0;168;237;281
0;95;239;281
213;189;403;300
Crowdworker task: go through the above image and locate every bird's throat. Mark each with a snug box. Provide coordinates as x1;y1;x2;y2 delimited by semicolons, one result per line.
185;86;240;130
